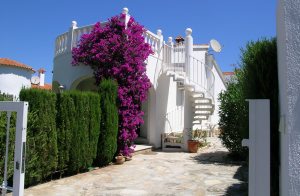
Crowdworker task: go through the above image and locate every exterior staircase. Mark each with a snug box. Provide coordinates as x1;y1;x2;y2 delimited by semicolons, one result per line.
191;93;214;126
166;70;215;128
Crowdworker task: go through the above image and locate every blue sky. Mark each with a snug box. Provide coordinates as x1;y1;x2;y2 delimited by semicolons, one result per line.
0;0;276;83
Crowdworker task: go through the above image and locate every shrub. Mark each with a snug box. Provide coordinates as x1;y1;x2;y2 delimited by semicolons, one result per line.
19;88;57;186
218;82;248;157
95;79;118;166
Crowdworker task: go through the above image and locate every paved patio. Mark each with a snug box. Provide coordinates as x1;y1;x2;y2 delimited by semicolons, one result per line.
24;137;247;196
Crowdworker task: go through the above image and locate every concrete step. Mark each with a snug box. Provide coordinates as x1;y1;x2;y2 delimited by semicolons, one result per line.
193;98;212;103
133;145;153;156
191;92;205;98
193;120;201;124
193;105;214;110
192;102;215;107
194;110;213;115
194;115;209;120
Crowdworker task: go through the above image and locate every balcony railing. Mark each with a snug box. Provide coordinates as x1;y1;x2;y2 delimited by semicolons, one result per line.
54;23;161;57
162;43;215;99
54;23;215;100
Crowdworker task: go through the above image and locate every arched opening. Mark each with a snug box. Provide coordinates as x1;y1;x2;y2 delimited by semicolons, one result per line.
71;76;98;92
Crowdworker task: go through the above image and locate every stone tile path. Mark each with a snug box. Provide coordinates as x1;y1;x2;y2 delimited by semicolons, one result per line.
24;137;247;196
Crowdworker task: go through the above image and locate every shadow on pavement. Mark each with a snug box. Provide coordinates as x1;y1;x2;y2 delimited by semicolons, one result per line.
193;151;248;195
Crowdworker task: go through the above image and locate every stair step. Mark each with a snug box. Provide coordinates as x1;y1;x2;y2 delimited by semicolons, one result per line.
133;145;153;156
193;104;214;109
194;111;213;115
194;115;209;120
194;109;213;113
191;92;205;98
193;103;214;106
193;120;201;124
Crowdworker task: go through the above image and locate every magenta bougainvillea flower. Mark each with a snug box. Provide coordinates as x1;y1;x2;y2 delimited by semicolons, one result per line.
72;14;152;156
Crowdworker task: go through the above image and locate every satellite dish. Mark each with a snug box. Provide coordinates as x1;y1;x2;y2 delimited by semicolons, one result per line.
31;76;40;85
210;39;222;53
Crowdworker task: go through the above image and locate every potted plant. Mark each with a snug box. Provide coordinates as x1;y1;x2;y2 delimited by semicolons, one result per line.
187;129;199;153
115;153;125;164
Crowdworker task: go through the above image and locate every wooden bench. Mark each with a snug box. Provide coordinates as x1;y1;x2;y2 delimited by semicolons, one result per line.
161;132;184;151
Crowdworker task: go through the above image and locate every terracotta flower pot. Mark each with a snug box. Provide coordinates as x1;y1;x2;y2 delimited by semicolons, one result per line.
115;156;125;164
188;140;199;153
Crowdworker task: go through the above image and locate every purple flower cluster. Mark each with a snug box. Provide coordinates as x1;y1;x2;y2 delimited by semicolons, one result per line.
72;14;152;156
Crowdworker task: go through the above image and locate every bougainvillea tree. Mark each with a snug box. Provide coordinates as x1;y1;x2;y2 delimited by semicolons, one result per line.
72;14;152;156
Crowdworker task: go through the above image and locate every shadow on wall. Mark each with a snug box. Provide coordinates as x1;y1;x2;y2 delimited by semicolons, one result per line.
192;151;248;195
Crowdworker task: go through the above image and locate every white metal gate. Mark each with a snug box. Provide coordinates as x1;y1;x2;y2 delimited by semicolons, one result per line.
0;102;28;196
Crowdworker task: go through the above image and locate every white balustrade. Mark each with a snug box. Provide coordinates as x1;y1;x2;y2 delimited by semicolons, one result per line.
55;32;68;56
143;30;161;54
53;18;215;102
54;24;94;57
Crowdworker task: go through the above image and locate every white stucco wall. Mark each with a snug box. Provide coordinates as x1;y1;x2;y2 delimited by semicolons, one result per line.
53;53;94;89
277;0;300;195
0;66;32;98
211;62;226;125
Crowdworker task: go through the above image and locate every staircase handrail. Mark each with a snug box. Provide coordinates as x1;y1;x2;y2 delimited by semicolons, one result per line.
186;55;215;101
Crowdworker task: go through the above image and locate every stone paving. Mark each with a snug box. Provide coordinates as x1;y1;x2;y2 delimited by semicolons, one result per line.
24;137;248;196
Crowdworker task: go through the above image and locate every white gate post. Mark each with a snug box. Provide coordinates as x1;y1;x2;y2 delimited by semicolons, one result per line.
242;99;270;196
0;101;28;196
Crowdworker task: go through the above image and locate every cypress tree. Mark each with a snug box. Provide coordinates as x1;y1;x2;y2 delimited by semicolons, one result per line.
96;79;118;166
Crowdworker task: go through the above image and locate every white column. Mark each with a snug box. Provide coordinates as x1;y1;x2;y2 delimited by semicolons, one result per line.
67;21;77;51
242;99;270;196
185;28;193;81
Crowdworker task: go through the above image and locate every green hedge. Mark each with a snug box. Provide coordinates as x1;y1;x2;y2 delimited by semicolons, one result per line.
20;88;58;186
56;93;75;174
96;79;118;166
1;86;118;187
64;91;101;174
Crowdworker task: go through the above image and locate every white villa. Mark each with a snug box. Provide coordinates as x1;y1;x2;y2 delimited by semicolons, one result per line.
52;8;226;149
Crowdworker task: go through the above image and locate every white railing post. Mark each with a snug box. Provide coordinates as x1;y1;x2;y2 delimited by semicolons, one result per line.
166;37;173;67
67;21;77;52
185;28;193;81
122;7;130;29
156;29;163;55
242;99;270;196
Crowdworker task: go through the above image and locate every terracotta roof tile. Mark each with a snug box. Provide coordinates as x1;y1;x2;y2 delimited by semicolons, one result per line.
223;72;235;75
31;84;52;90
0;58;35;72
